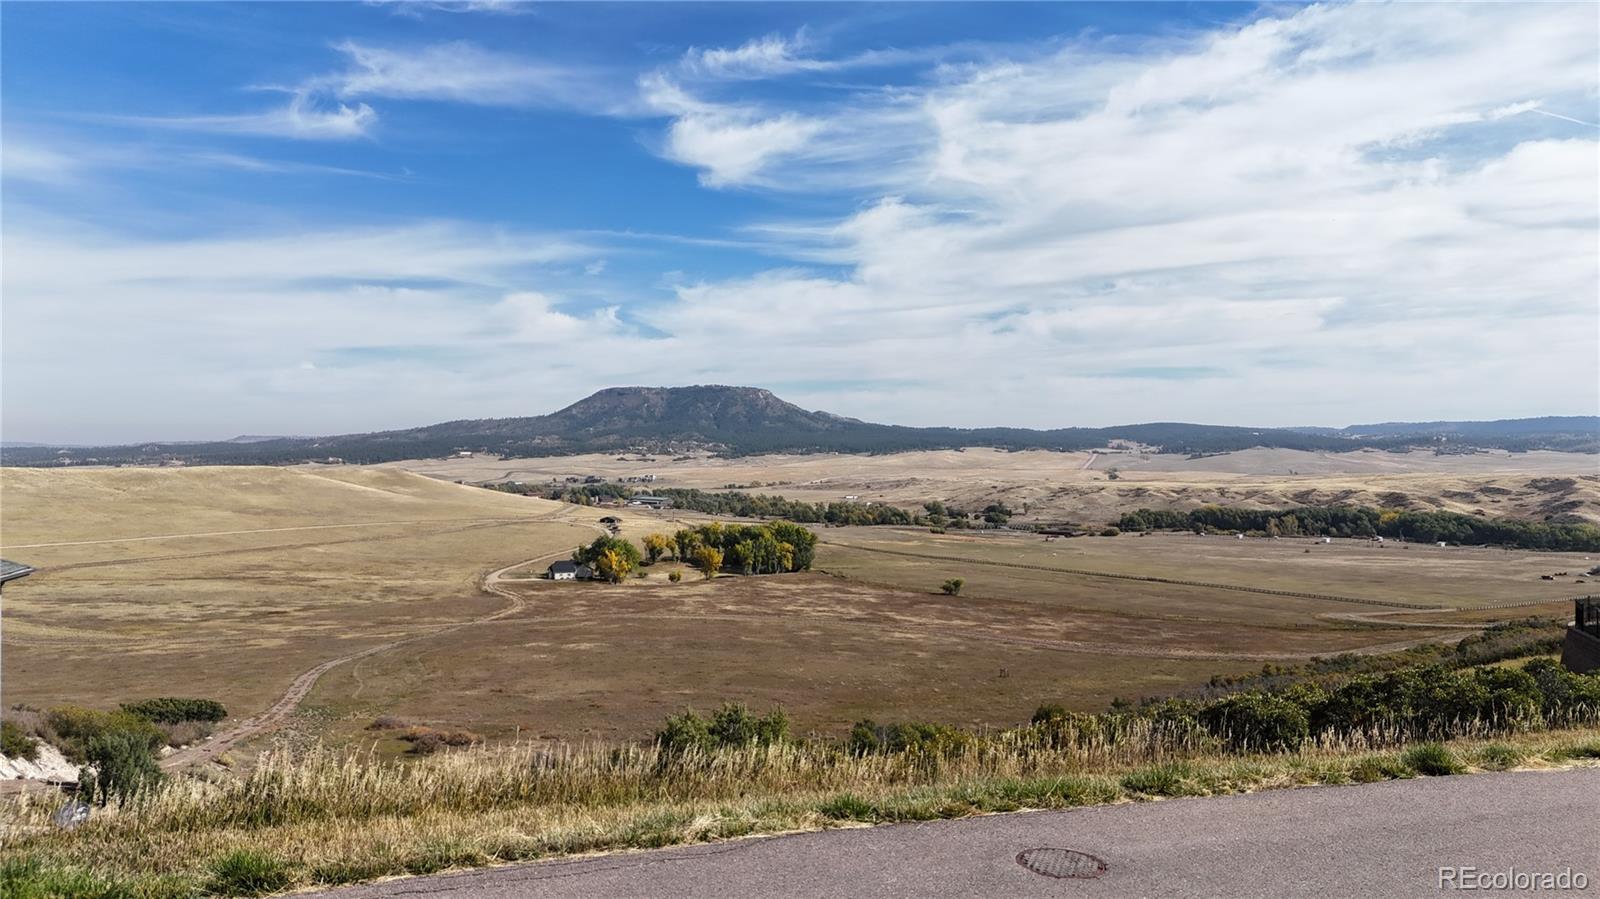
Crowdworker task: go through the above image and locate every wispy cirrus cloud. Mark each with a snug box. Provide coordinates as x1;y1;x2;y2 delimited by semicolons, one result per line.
115;89;377;141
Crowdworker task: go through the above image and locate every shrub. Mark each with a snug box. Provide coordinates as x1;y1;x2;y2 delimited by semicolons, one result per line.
848;719;972;756
710;704;788;747
1098;527;1120;537
940;578;964;596
1;720;40;761
1199;692;1309;752
655;710;713;754
82;729;163;805
1030;703;1068;725
208;850;293;897
668;570;683;583
408;732;446;756
1402;743;1465;776
119;698;227;725
156;720;212;748
45;707;163;764
656;704;788;753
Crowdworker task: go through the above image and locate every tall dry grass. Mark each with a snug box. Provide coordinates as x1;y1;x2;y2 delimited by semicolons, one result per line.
4;718;1598;898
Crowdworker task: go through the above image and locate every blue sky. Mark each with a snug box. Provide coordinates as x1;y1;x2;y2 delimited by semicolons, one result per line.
3;1;1597;443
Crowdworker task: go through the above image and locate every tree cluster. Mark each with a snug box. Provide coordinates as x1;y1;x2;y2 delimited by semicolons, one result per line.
668;521;819;576
1117;504;1600;552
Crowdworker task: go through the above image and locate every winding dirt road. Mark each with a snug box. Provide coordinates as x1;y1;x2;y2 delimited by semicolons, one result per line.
160;538;597;771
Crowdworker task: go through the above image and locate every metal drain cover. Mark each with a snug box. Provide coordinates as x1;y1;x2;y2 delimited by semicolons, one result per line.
1017;848;1108;879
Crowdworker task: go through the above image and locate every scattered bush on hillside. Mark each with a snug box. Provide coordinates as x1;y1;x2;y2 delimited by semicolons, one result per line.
120;697;227;724
44;706;164;764
0;720;39;761
655;704;789;753
397;726;482;755
940;578;964;596
847;720;972;756
668;570;683;583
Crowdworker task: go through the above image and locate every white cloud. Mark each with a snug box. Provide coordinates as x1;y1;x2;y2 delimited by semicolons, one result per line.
325;40;609;110
639;73;826;187
5;3;1596;440
124;90;377;141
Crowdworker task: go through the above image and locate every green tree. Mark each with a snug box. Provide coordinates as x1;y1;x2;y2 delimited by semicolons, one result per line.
940;578;964;596
574;536;642;584
82;729;163;805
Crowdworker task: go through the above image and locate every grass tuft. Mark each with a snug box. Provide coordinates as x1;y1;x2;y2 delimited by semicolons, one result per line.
207;850;293;897
1401;743;1466;777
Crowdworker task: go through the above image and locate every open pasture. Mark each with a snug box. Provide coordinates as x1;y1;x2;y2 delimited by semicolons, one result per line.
815;527;1595;615
308;570;1282;743
0;467;615;715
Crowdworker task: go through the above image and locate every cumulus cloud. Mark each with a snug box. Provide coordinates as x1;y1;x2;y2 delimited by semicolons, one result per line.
639;73;826;187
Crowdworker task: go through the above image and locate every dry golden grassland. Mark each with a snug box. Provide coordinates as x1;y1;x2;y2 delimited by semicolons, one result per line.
0;467;613;714
0;464;1583;754
816;527;1596;612
387;446;1600;525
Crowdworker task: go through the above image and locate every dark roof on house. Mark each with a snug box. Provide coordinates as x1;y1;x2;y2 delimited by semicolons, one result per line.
575;564;593;579
548;560;578;574
0;559;35;585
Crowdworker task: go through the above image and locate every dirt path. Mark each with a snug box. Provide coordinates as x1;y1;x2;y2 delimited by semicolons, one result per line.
160;529;604;772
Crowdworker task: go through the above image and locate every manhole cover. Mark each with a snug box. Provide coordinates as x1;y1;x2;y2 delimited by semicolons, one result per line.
1016;848;1108;879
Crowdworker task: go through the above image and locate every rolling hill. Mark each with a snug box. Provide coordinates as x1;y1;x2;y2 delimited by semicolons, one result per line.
4;386;1596;466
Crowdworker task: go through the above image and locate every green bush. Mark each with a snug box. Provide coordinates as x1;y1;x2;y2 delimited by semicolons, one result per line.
1402;743;1465;776
207;850;293;897
847;719;972;756
655;703;788;753
939;578;964;596
1199;693;1309;752
82;729;163;805
1;720;40;761
1030;703;1068;725
44;706;163;764
120;697;227;725
655;710;713;753
709;704;788;747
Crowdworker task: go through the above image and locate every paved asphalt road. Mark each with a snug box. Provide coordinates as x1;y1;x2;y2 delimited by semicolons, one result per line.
316;768;1598;899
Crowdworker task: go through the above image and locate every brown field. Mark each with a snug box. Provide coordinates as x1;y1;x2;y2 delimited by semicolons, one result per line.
385;446;1600;525
2;462;1586;754
0;467;617;714
816;527;1597;614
